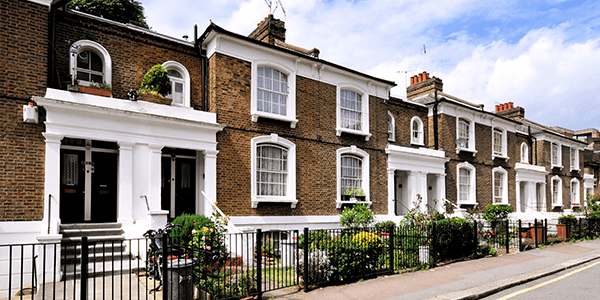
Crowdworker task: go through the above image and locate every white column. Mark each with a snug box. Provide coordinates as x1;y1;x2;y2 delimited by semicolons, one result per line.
516;181;522;213
387;168;395;216
407;171;418;211
148;145;163;211
41;133;63;235
526;182;535;213
204;149;218;216
418;172;428;212
117;141;134;225
436;174;446;212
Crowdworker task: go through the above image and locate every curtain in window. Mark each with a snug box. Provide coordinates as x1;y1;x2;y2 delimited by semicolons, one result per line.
494;172;503;204
459;168;470;202
257;144;288;196
340;90;362;131
257;67;288;116
341;155;362;194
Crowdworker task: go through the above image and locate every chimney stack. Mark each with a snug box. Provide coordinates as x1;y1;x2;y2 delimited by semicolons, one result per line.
406;71;442;100
496;102;525;120
248;14;286;45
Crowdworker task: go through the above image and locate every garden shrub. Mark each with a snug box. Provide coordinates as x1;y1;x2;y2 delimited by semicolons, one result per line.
374;220;396;231
139;64;171;96
325;231;384;282
434;217;476;261
482;204;513;228
340;204;374;229
171;213;213;246
558;214;576;224
587;193;600;218
298;230;332;252
298;250;336;284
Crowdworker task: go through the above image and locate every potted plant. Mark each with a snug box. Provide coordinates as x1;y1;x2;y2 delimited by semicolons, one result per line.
557;214;576;239
79;81;112;97
342;187;354;201
137;65;172;104
354;188;366;201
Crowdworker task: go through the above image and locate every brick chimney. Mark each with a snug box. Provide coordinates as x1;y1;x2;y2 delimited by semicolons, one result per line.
249;14;286;45
495;102;525;120
406;71;443;100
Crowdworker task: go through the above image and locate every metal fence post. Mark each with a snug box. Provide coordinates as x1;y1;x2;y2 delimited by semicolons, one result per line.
80;237;88;300
534;218;538;248
431;222;437;268
544;219;548;244
505;219;509;254
579;218;583;239
303;227;309;293
518;219;522;251
473;220;478;255
162;234;168;300
588;218;592;239
256;229;263;300
388;225;394;272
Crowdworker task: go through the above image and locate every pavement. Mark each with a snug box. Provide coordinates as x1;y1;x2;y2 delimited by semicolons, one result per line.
264;239;600;300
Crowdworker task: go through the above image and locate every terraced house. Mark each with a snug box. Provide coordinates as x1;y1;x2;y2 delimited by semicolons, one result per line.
0;0;596;296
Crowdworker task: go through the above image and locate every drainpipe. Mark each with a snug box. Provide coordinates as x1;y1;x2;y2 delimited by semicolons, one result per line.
433;89;439;150
194;24;209;112
47;5;56;88
529;126;537;165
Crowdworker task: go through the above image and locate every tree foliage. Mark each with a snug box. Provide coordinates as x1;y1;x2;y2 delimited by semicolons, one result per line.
68;0;149;29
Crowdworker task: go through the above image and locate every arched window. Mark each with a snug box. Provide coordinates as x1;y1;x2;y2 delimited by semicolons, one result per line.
70;40;112;87
387;111;395;142
521;143;529;163
411;116;424;145
492;167;508;204
162;61;191;107
251;134;297;208
457;162;476;205
336;146;370;207
551;175;563;207
251;61;297;127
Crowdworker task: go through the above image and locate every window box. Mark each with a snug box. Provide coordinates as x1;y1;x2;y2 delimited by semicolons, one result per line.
138;93;173;105
78;85;111;97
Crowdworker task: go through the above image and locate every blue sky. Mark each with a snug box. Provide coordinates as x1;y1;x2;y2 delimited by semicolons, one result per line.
142;0;600;131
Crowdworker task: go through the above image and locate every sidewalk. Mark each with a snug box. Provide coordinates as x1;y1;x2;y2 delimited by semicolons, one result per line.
265;239;600;300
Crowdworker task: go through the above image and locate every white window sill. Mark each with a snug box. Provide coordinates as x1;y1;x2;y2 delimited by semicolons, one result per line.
458;201;478;206
388;138;395;142
456;147;477;156
551;164;563;170
570;168;580;172
251;112;298;128
492;154;509;161
552;204;564;209
336;128;372;141
251;198;298;208
336;199;372;208
571;203;581;208
493;202;510;206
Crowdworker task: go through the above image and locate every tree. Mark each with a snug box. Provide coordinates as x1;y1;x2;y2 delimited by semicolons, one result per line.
68;0;149;29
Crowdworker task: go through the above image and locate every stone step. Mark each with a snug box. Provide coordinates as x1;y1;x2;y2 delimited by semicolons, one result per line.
62;258;144;280
61;251;133;265
60;223;123;230
61;235;126;243
61;227;124;237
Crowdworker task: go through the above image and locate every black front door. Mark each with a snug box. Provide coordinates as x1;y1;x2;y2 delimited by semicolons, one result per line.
161;149;196;220
60;139;118;223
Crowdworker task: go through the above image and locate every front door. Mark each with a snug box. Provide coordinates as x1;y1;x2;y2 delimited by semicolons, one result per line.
161;148;196;220
60;139;118;223
395;171;408;216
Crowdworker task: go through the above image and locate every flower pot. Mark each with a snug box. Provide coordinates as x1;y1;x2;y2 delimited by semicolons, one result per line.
138;93;172;105
556;223;568;239
528;226;544;242
341;195;352;201
78;85;111;97
355;196;366;202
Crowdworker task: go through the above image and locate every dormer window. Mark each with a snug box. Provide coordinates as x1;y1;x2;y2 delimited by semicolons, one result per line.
70;40;112;87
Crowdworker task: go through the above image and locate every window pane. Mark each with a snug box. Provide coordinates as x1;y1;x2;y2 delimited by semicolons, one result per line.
90;74;103;83
90;51;103;72
256;67;287;116
168;69;182;78
256;144;288;196
77;71;90;82
77;51;90;69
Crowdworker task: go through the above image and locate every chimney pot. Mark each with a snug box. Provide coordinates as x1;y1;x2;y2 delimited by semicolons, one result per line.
508;102;513;109
419;73;424;82
495;105;499;112
425;72;429;80
501;104;506;111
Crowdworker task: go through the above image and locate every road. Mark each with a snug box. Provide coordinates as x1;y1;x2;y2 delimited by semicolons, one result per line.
481;260;600;300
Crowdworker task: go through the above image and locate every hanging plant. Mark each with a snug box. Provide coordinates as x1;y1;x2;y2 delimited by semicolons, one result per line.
138;65;171;97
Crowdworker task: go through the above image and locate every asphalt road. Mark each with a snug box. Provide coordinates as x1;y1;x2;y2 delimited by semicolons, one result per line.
481;260;600;300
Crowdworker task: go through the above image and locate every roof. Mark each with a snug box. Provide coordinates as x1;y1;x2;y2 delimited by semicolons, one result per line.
200;22;396;87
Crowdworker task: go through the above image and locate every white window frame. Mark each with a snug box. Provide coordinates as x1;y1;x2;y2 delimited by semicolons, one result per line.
336;85;371;141
457;162;477;205
456;117;477;156
521;142;529;164
492;167;508;205
251;134;297;208
551;142;562;169
69;40;112;87
411;116;424;146
551;175;563;208
387;111;395;142
492;127;509;160
570;147;580;171
251;61;297;128
336;146;371;208
571;178;580;207
162;61;191;107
